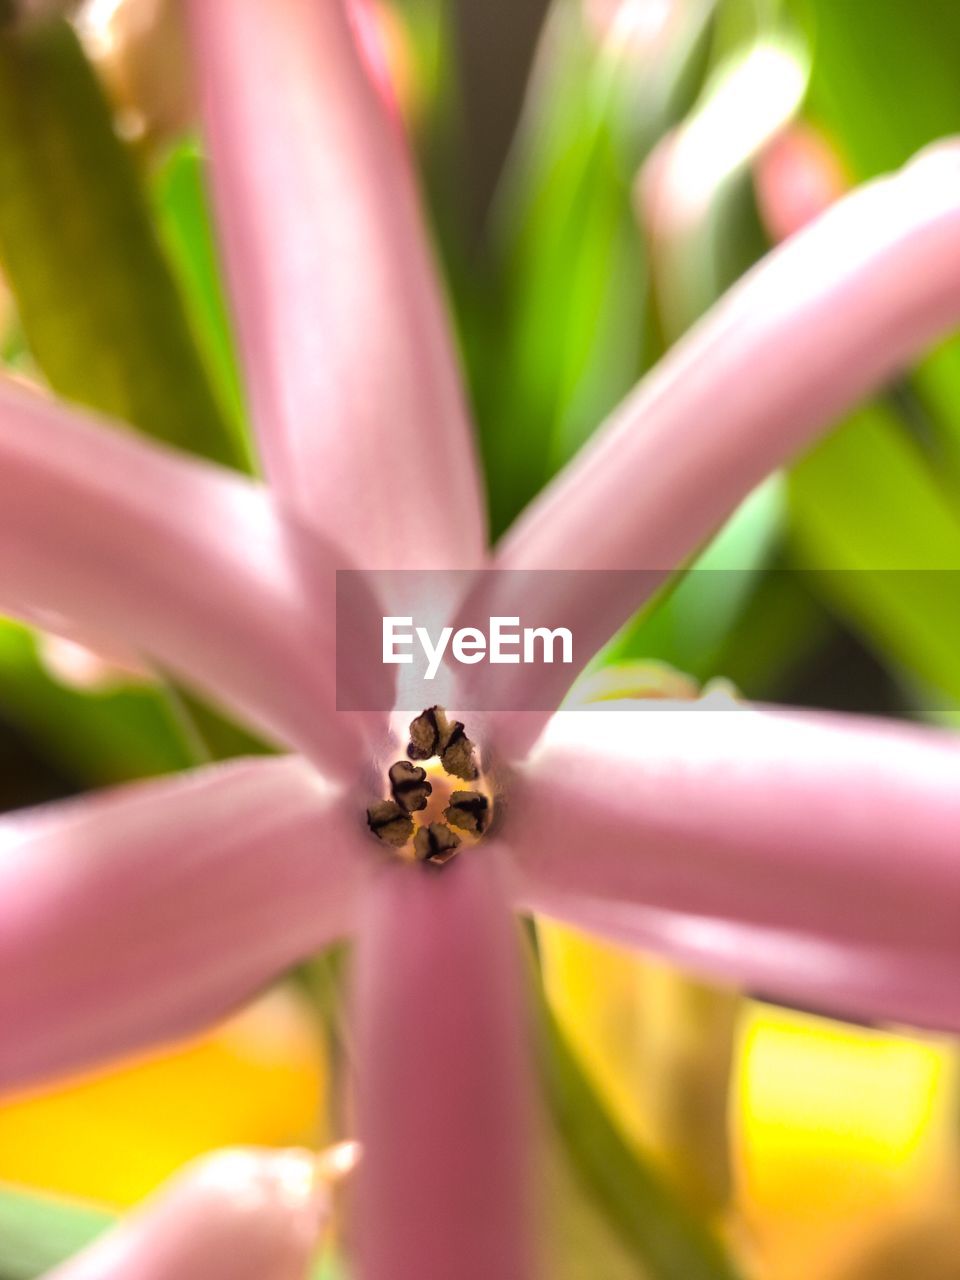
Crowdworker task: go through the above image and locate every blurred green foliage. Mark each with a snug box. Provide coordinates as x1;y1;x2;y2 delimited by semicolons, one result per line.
0;16;243;467
779;0;960;715
539;994;741;1280
793;0;960;175
472;0;716;535
0;1181;111;1280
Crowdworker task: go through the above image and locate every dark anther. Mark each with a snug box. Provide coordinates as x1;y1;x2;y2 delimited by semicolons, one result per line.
366;800;414;848
414;822;462;865
407;706;442;760
388;760;432;814
439;721;478;782
444;790;489;835
407;705;479;781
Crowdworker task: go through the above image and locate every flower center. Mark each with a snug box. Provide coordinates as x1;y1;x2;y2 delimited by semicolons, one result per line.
366;706;492;866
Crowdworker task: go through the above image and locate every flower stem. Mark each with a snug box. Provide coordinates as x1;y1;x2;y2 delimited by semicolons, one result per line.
537;977;744;1280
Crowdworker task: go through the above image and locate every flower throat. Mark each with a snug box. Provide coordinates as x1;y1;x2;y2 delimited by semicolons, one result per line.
366;706;491;866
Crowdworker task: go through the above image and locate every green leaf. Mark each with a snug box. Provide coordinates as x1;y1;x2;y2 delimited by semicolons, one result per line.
708;563;833;701
788;0;960;495
0;1182;347;1280
909;341;960;500
0;621;196;785
478;0;716;535
0;16;243;468
0;1183;111;1280
539;1001;743;1280
480;12;650;535
152;140;252;462
788;401;960;707
792;0;960;180
603;476;784;680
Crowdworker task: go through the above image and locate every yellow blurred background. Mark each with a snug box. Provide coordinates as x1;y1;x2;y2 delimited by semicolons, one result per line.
0;984;326;1206
1;943;957;1280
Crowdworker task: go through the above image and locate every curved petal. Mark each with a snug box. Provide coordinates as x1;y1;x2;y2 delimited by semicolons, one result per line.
0;378;380;776
45;1147;326;1280
187;0;487;570
0;756;373;1093
505;702;960;1031
352;852;532;1280
490;142;960;755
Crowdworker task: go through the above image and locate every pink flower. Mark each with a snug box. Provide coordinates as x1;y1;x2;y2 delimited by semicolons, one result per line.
2;2;960;1276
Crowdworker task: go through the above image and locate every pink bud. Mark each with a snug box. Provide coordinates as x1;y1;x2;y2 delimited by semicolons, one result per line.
755;123;850;243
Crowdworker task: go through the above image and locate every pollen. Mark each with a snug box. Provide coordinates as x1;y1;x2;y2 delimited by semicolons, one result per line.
407;705;478;781
365;800;414;848
413;822;461;865
366;706;492;866
387;760;432;814
444;790;489;835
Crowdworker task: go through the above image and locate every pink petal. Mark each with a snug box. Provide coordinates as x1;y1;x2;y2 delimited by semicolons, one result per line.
0;378;379;777
490;142;960;755
505;702;960;1031
0;756;372;1093
187;0;487;570
352;852;532;1280
45;1147;327;1280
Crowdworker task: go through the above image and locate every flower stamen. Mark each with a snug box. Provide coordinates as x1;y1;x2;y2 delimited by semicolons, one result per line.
444;790;489;835
367;706;491;865
406;705;443;760
413;822;461;864
366;799;414;848
388;760;432;814
407;704;478;781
